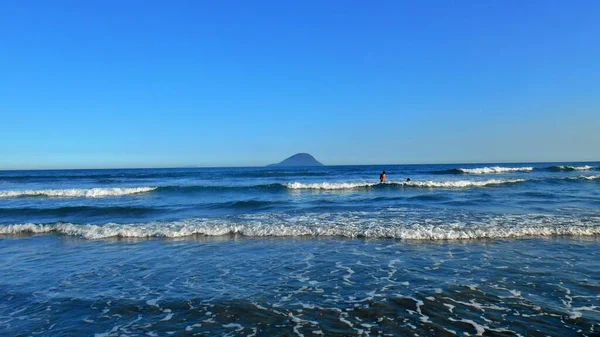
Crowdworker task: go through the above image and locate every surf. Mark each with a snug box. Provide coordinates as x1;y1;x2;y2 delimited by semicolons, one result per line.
0;187;157;198
432;167;534;174
546;165;596;172
2;213;599;240
285;179;526;189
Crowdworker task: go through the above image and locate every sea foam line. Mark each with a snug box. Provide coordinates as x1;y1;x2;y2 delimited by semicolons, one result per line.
549;165;596;171
2;214;598;240
457;167;534;174
285;179;526;190
568;175;600;181
285;182;379;190
0;187;157;198
406;179;525;188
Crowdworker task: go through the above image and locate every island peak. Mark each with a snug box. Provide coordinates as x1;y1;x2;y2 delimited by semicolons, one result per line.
268;153;324;167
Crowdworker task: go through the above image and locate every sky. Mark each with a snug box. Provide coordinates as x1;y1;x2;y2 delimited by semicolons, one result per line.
1;0;599;169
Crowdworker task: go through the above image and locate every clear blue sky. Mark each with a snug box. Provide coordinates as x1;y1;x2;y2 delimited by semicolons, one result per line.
1;0;599;169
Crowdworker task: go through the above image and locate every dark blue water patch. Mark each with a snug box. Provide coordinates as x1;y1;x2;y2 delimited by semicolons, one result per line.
0;205;160;218
0;206;174;225
230;171;330;178
408;194;452;201
440;199;485;207
0;200;287;220
517;191;560;199
0;168;334;183
430;168;468;175
156;183;288;194
203;199;285;210
96;179;130;184
0;170;207;181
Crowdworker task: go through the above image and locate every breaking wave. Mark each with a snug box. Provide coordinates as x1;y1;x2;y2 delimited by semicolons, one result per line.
433;167;534;175
285;182;380;190
0;176;596;199
0;187;157;198
566;175;600;181
547;165;596;172
406;179;526;188
285;179;526;189
1;213;598;240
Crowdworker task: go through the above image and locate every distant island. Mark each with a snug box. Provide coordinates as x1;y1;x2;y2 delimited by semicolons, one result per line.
267;153;324;167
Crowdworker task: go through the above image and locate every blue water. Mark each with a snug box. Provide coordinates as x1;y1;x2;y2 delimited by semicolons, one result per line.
1;163;599;336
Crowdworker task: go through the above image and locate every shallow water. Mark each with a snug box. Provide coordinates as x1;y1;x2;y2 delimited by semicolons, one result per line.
1;236;599;336
1;163;599;335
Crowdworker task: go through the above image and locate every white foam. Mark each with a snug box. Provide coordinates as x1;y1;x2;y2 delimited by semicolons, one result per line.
565;175;600;181
406;179;525;188
222;323;244;332
458;167;534;174
285;182;378;190
2;213;598;240
285;179;525;190
557;165;595;171
0;187;157;198
449;318;486;336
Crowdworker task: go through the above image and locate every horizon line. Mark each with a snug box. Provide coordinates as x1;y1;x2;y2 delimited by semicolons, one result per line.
1;159;598;171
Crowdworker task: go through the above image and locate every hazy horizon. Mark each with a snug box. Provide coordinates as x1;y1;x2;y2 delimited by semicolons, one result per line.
1;157;599;171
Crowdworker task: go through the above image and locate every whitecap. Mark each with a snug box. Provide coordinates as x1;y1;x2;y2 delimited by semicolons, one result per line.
406;179;526;188
2;212;599;240
0;187;157;198
285;179;526;190
285;182;378;190
458;167;534;174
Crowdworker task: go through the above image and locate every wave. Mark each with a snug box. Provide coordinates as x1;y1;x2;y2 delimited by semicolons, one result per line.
285;182;380;190
433;167;534;175
565;175;600;181
546;165;596;172
432;165;597;175
2;213;598;240
0;175;596;199
407;179;526;188
285;179;526;189
0;184;288;198
0;187;157;198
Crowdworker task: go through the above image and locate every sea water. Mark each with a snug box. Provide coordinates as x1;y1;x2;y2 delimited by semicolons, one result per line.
1;163;599;336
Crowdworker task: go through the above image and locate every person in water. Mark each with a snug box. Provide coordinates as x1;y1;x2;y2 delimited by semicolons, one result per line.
380;171;386;183
406;178;411;182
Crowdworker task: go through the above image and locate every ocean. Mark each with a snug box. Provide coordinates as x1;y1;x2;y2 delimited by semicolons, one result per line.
1;163;599;336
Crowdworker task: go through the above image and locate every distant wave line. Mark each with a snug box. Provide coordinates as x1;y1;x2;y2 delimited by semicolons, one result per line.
0;175;598;198
0;170;330;181
432;165;596;175
284;179;526;189
546;165;596;172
